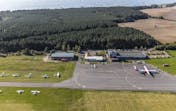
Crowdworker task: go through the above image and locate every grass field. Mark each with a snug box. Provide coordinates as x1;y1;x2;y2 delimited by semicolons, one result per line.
119;18;176;43
1;87;176;111
0;56;75;82
146;50;176;75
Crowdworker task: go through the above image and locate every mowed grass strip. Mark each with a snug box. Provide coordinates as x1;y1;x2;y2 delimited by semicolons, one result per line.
0;88;84;111
146;50;176;75
0;56;75;82
0;88;176;111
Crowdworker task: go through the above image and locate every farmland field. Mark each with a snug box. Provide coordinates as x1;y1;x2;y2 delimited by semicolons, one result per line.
141;6;176;21
0;56;75;82
119;6;176;43
1;87;176;111
119;18;176;43
146;51;176;75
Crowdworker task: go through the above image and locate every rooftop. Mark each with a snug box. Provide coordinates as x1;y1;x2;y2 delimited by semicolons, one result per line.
118;51;147;58
51;52;74;58
108;50;147;58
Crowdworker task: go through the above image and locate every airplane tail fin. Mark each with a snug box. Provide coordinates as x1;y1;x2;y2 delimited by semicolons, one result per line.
133;66;138;71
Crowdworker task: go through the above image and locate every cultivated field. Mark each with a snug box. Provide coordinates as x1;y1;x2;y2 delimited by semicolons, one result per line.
0;56;75;82
146;51;176;75
1;87;176;111
119;18;176;43
141;6;176;21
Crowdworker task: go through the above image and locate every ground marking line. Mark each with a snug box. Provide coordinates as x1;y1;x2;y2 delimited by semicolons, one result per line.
122;63;142;90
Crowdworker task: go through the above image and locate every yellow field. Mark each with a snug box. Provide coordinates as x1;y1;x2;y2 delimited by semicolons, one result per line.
141;6;176;21
83;91;176;111
0;103;33;111
119;18;176;43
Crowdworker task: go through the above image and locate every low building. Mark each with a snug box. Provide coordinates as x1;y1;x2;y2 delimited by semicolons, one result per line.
84;53;106;62
107;50;147;61
50;52;75;61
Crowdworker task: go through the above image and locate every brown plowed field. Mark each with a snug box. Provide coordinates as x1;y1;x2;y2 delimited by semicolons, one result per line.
119;7;176;43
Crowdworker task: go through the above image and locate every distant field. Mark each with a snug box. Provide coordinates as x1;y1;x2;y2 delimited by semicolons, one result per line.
119;18;176;43
0;56;75;82
146;51;176;75
1;87;176;111
119;7;176;43
141;6;176;21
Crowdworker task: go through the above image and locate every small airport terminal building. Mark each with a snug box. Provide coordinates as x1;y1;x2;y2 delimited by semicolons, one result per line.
107;50;147;61
84;52;106;62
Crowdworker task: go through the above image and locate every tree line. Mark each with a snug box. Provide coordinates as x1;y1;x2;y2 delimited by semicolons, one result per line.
0;27;159;52
0;7;156;53
155;43;176;50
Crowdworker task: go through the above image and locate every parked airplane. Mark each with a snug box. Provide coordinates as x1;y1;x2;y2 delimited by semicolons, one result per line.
31;90;40;95
12;74;20;77
133;65;138;71
90;64;97;69
42;74;49;79
16;90;24;94
133;65;158;78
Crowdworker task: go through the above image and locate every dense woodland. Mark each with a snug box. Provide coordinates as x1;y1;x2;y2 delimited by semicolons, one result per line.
0;7;159;52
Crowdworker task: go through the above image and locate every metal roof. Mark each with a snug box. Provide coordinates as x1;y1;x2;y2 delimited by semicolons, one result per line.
117;52;147;58
85;56;104;61
51;52;74;58
108;50;147;58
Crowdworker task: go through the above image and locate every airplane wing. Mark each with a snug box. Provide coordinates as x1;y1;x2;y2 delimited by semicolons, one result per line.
149;70;158;74
138;69;146;74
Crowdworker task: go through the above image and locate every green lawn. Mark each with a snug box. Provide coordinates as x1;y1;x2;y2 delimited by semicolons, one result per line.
0;88;176;111
146;50;176;75
0;56;75;82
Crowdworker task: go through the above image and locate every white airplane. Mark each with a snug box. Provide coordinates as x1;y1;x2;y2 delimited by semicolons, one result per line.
25;73;32;78
16;90;24;94
133;65;158;78
12;74;20;77
90;64;97;69
42;74;49;79
133;65;138;71
31;90;40;95
54;72;61;78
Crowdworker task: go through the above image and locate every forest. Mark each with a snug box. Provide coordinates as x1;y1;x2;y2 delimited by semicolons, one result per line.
0;7;158;52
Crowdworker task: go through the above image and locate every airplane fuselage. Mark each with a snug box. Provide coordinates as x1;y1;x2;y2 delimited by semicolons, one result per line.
144;66;151;75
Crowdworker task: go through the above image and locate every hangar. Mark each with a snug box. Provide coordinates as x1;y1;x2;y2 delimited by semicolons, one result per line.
107;50;148;61
50;52;75;61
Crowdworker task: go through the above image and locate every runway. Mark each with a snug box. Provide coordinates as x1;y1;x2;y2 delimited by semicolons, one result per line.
1;62;176;92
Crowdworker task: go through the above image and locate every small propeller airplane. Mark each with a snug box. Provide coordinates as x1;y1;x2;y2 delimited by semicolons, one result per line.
133;65;159;78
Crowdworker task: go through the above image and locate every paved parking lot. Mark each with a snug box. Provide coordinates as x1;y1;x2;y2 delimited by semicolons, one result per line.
71;62;176;91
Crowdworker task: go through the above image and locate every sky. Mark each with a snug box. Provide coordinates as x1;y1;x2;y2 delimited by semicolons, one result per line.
0;0;175;11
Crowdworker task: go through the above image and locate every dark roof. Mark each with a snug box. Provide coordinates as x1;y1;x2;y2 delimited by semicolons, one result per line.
108;50;147;58
117;52;147;58
51;52;74;58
